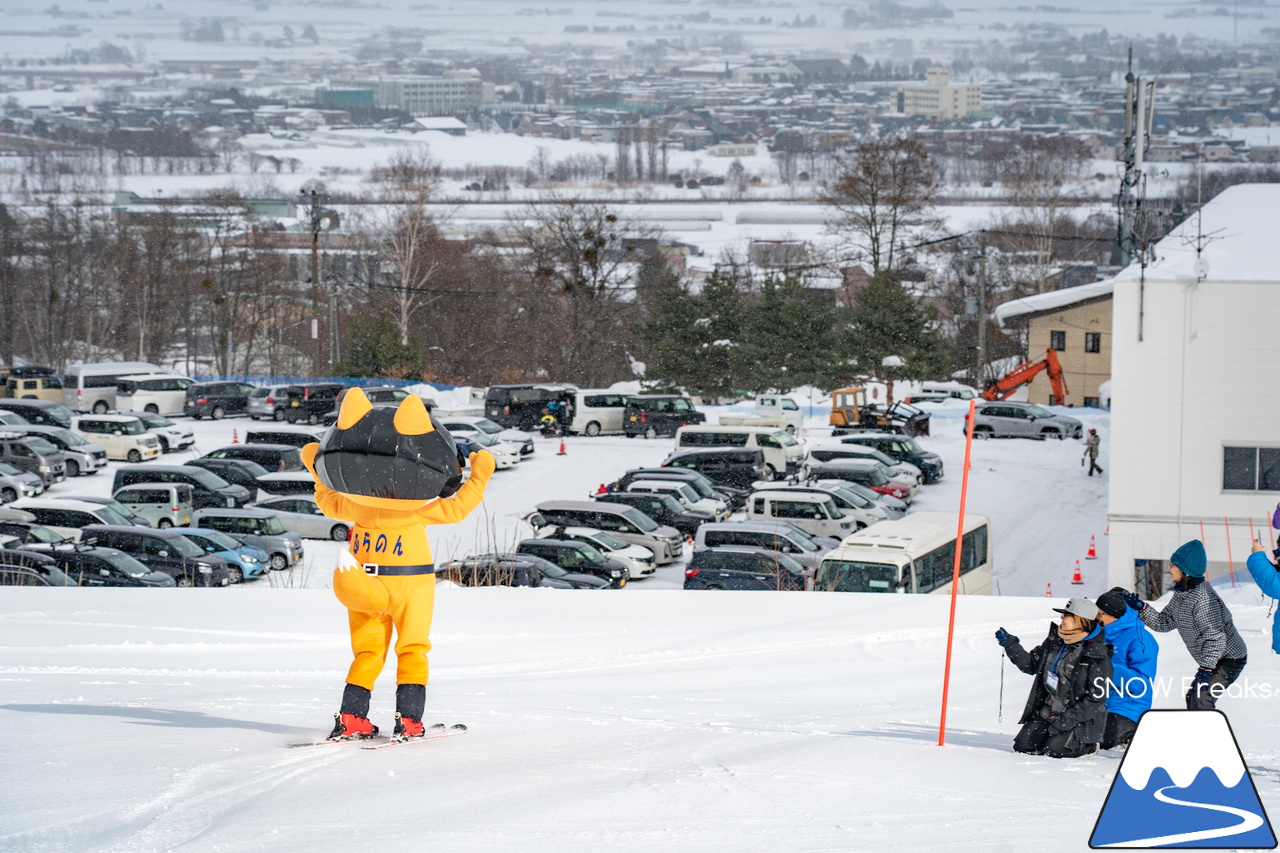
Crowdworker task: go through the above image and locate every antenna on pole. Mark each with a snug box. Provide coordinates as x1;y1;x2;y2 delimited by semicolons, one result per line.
1118;47;1157;340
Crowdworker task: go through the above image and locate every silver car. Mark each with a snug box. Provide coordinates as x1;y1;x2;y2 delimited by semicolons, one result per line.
439;416;535;456
0;462;42;501
247;495;350;541
188;507;305;570
247;385;294;421
969;401;1083;440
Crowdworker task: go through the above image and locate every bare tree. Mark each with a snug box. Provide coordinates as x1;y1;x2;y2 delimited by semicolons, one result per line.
821;136;940;274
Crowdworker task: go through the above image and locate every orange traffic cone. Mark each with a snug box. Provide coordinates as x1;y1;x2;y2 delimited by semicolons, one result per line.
1071;560;1083;585
557;437;566;456
1086;535;1097;560
232;429;239;444
1045;582;1052;597
1104;524;1110;536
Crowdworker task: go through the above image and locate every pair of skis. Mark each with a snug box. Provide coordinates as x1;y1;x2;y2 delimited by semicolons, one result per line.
288;722;467;750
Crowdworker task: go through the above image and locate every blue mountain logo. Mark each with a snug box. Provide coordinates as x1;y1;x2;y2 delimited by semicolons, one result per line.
1090;710;1276;849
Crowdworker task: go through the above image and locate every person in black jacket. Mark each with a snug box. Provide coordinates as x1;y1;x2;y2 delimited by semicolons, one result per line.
995;597;1113;758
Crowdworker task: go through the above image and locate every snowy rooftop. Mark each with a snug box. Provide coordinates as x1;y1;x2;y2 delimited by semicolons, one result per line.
993;278;1116;327
1116;183;1280;285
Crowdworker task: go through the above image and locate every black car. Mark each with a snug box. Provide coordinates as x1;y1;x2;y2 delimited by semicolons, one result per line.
39;545;176;587
80;525;232;587
593;491;712;537
185;458;270;493
622;394;706;439
684;546;808;591
284;383;346;425
0;399;74;428
662;447;769;490
200;444;304;473
515;539;628;588
837;434;944;484
441;553;608;589
0;549;77;586
484;384;575;431
616;467;749;511
112;465;252;509
183;381;258;420
320;386;417;426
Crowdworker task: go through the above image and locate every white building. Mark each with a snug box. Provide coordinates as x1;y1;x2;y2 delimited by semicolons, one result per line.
328;74;490;116
1107;183;1280;595
895;67;981;120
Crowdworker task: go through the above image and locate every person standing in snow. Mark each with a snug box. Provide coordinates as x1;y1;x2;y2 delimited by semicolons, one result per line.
1247;531;1280;658
1084;429;1103;476
1123;539;1247;711
1094;588;1157;751
995;597;1112;758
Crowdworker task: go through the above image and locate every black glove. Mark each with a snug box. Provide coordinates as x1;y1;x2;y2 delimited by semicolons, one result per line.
1038;705;1054;722
995;628;1014;647
1122;590;1145;611
1191;668;1214;690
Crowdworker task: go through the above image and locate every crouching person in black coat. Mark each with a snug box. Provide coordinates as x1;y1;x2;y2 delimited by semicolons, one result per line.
995;597;1113;759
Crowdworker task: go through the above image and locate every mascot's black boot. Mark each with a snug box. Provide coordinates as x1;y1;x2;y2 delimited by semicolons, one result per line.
393;684;427;741
329;684;379;740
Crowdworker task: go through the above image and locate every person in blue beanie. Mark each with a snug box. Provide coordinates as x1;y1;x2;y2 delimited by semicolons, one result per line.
1122;539;1247;710
1248;536;1280;655
1094;588;1157;750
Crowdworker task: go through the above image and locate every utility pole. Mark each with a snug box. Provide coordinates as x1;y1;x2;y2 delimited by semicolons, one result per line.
962;234;986;387
299;181;338;377
1117;47;1156;267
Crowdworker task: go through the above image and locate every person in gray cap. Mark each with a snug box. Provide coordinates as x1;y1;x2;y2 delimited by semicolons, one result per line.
995;598;1112;758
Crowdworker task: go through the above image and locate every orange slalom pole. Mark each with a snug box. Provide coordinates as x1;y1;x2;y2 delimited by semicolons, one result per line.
1225;517;1235;588
939;399;977;746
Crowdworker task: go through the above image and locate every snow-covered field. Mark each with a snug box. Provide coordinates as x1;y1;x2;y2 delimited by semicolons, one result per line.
15;400;1280;852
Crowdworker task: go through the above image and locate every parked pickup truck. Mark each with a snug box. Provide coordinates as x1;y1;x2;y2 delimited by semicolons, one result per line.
717;396;803;434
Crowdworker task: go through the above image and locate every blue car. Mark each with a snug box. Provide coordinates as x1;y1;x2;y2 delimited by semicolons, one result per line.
181;527;270;583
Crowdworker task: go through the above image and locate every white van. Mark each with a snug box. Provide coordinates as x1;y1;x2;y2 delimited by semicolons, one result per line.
115;374;195;416
673;424;804;480
64;362;161;413
803;444;922;484
566;389;629;437
744;489;858;540
111;482;194;528
913;382;980;402
815;511;992;596
69;414;162;463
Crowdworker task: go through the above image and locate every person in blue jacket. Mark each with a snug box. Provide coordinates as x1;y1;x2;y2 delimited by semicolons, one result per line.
1094;587;1158;751
1248;537;1280;655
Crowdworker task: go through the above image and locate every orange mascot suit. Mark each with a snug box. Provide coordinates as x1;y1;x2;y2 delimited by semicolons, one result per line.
301;388;495;742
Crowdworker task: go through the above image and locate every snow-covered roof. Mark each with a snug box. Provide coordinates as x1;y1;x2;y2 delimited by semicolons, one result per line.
414;117;468;131
993;278;1115;327
1117;183;1280;285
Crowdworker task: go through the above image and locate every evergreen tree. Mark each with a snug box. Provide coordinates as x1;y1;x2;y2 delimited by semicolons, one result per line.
744;274;840;393
640;266;749;398
842;274;947;384
333;312;426;379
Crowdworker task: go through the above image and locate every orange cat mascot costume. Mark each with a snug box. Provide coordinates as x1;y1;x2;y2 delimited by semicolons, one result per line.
300;388;495;742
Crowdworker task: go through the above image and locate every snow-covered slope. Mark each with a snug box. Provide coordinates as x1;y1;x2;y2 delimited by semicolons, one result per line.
5;584;1280;852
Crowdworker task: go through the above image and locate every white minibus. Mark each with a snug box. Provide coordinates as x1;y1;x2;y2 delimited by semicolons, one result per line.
115;374;195;416
567;389;630;436
64;362;162;413
673;424;804;479
815;511;992;595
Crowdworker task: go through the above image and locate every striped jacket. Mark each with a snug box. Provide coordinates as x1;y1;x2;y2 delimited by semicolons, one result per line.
1139;580;1247;669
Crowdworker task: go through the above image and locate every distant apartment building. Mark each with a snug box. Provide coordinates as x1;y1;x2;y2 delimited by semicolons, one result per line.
896;68;981;120
325;75;490;116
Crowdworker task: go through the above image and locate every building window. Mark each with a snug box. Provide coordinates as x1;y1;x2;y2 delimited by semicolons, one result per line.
1223;446;1280;491
1050;330;1066;351
1084;396;1100;408
1084;332;1101;353
1048;394;1060;405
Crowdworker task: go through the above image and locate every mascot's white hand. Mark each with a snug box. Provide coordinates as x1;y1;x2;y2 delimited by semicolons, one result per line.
335;549;361;573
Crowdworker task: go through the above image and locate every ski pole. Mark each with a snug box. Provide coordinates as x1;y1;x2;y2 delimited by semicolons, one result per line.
998;654;1005;723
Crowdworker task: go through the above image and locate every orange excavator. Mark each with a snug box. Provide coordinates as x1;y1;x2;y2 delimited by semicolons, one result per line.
982;349;1071;405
